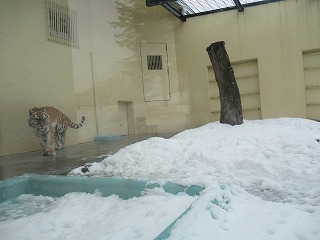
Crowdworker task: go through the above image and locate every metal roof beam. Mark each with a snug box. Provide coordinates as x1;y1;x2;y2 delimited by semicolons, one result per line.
146;0;163;7
147;0;285;21
146;0;186;22
233;0;244;12
162;2;187;22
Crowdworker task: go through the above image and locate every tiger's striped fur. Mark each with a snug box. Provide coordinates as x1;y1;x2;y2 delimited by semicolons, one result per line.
28;106;85;156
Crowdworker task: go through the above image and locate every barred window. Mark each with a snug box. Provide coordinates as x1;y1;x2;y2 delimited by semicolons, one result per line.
45;1;79;48
147;55;163;70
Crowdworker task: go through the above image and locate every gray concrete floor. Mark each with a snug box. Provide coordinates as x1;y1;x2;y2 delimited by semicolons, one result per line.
0;133;176;180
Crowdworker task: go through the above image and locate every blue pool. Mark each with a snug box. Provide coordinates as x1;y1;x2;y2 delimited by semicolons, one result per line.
0;174;204;239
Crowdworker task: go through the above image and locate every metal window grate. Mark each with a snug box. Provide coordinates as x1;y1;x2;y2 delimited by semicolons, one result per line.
147;55;163;70
45;1;79;48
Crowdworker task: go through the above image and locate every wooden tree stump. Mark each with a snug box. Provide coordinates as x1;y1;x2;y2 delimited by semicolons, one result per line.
206;41;243;125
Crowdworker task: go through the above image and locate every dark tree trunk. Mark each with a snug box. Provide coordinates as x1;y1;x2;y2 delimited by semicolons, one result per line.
206;41;243;125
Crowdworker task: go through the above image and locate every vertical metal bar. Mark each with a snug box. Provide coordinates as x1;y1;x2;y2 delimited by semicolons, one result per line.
152;56;156;70
66;7;70;45
46;1;50;40
68;9;74;46
51;1;53;39
90;53;99;136
156;56;159;69
54;2;58;42
72;11;78;47
65;7;68;44
66;7;69;45
147;56;150;70
62;5;66;44
61;4;64;44
56;2;58;40
59;4;62;43
69;8;72;46
50;1;54;38
74;10;79;47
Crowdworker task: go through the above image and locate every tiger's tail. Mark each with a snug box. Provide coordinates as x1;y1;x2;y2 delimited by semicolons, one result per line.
69;116;85;129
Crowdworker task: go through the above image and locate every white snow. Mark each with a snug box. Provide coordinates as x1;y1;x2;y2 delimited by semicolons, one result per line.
0;189;196;240
1;118;320;239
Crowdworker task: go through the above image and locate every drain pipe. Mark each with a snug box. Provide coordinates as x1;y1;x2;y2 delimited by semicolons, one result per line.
90;52;99;136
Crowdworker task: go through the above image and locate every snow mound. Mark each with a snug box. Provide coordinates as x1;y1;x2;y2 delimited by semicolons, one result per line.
70;118;320;206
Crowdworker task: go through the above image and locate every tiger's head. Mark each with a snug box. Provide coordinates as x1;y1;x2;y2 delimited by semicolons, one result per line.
28;107;50;129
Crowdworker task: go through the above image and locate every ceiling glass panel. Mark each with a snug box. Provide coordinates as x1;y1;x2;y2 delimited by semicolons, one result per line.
147;0;282;21
240;0;265;3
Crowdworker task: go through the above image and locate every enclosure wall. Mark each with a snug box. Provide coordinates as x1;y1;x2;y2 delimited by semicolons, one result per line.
0;0;79;156
1;0;320;156
0;0;186;156
174;0;320;127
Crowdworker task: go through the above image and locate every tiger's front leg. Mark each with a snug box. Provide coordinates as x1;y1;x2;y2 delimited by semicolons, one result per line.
44;126;56;156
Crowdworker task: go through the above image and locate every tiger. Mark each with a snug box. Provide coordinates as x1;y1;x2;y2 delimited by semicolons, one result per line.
28;106;85;156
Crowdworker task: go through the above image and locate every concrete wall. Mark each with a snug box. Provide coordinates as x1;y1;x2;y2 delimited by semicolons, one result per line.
174;0;320;127
0;0;188;156
70;0;189;143
0;0;78;155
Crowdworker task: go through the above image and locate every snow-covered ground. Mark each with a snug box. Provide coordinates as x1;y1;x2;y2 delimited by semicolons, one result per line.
1;118;320;239
0;189;196;239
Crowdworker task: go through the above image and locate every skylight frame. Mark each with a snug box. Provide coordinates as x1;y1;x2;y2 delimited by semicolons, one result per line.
146;0;283;22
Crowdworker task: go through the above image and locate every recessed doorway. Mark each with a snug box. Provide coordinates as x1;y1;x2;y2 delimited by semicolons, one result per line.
118;101;135;135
